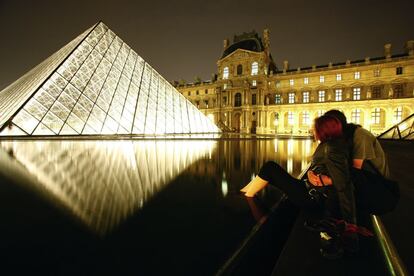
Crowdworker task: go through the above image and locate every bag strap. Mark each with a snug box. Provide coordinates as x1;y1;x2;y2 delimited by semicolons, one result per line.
318;174;325;187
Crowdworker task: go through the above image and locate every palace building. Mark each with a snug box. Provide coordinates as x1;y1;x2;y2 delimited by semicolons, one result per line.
175;30;414;136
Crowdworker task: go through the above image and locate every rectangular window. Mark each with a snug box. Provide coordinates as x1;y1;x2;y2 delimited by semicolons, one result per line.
252;80;257;87
302;111;310;126
205;89;208;94
275;80;281;88
188;91;191;96
288;92;295;104
223;96;227;106
275;94;281;104
335;89;342;101
394;107;403;123
196;90;199;95
288;111;294;125
353;87;361;100
371;108;381;125
319;75;325;83
336;73;342;81
251;62;258;75
351;109;361;124
204;100;209;108
396;67;403;75
252;94;257;105
223;67;229;79
394;84;403;98
223;84;227;90
374;69;380;77
318;90;325;102
289;79;294;86
302;91;309;103
196;101;200;108
354;71;360;79
372;86;381;98
304;77;309;84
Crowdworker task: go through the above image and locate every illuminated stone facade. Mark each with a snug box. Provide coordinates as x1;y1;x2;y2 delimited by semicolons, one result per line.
176;30;414;136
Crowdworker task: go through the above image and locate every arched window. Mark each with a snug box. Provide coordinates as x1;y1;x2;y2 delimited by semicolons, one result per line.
237;64;243;75
251;62;258;75
234;93;242;107
223;67;229;79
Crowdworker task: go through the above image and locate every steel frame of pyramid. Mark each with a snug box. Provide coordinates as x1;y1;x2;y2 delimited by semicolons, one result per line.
0;22;220;137
378;113;414;140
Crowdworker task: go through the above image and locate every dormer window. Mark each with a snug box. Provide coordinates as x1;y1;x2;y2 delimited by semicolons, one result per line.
223;67;229;79
251;62;258;75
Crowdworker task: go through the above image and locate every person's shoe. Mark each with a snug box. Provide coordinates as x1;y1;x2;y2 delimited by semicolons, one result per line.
320;232;344;260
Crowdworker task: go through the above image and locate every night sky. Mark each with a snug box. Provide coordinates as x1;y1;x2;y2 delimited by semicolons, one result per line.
0;0;413;90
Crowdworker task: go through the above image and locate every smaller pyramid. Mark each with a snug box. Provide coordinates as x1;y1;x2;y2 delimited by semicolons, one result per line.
0;22;220;136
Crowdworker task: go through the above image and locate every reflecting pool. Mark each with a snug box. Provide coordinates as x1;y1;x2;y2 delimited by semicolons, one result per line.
0;138;316;275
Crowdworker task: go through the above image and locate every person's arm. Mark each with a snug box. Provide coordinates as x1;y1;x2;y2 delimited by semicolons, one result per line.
307;170;332;186
353;159;363;169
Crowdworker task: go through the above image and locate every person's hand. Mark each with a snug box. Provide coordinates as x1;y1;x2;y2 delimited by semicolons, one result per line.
307;170;320;186
307;171;333;186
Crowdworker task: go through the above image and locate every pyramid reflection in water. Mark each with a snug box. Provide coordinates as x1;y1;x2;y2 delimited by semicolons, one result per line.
0;140;216;235
0;22;219;136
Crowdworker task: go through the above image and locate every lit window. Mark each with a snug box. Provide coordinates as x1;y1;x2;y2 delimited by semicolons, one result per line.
374;69;380;77
251;62;258;75
396;67;403;75
302;111;310;126
351;109;361;124
288;93;295;104
288;111;294;125
335;89;342;101
318;90;325;102
353;87;361;100
303;91;309;103
336;73;342;81
371;108;381;124
319;75;325;83
252;80;257;87
275;94;281;104
252;94;257;105
223;67;229;79
394;107;403;123
354;71;360;79
304;77;309;84
289;79;294;86
223;84;227;90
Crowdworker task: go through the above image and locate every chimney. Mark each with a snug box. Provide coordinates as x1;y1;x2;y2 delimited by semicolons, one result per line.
263;28;270;57
283;60;289;71
223;39;229;50
384;43;392;59
405;40;414;56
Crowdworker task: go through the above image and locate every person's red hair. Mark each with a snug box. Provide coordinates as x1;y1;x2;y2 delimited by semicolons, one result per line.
314;115;343;142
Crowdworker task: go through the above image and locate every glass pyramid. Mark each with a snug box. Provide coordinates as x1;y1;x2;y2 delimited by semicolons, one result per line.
378;113;414;140
0;22;220;136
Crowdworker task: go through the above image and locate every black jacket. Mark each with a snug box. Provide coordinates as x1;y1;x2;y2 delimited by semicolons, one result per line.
311;139;356;224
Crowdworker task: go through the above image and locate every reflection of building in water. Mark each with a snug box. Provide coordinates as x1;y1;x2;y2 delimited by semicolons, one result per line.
0;140;216;235
186;139;317;197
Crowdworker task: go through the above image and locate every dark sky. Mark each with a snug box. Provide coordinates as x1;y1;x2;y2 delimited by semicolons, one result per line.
0;0;413;90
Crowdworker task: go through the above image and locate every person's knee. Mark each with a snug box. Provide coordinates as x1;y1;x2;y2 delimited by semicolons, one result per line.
263;161;278;170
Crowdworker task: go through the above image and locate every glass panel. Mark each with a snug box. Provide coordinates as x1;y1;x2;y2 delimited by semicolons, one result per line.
34;88;55;109
12;109;39;134
57;91;77;111
66;113;85;133
24;98;48;121
32;122;55;136
42;111;64;134
71;102;90;122
60;124;78;135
